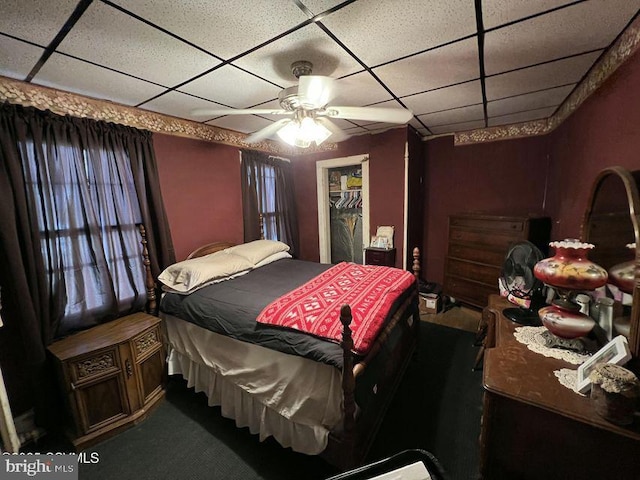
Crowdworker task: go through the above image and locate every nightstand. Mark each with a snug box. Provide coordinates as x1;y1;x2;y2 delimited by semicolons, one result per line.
364;247;396;267
48;312;165;450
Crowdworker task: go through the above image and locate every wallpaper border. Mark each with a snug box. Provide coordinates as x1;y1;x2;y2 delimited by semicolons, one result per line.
454;14;640;145
0;76;335;155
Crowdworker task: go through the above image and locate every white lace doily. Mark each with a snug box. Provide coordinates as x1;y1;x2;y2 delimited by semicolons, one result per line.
514;326;591;365
554;368;586;396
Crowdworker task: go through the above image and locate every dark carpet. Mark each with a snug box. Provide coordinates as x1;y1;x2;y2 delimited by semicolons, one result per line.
36;322;484;480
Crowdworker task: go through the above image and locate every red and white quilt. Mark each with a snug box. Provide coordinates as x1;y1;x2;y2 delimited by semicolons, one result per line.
256;262;415;355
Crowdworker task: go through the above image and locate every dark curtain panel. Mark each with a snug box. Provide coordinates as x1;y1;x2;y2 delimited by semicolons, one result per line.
240;149;300;257
0;103;175;350
240;149;263;243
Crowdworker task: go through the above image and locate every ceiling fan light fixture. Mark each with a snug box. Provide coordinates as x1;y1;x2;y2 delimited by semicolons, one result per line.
300;116;331;145
276;115;331;148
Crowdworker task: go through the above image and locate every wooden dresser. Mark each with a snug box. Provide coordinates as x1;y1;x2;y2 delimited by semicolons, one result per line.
443;213;551;308
48;312;165;450
480;295;640;479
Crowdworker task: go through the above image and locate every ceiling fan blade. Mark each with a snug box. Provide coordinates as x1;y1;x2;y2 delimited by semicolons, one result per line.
322;106;413;124
315;117;350;143
298;75;335;108
244;119;292;144
191;108;290;117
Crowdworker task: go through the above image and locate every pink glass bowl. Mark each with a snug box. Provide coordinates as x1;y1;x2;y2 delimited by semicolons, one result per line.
538;305;596;339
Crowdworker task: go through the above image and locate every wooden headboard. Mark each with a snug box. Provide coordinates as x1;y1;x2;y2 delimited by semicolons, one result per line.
186;242;236;259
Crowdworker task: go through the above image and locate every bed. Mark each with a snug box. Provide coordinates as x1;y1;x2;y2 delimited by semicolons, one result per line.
156;240;421;470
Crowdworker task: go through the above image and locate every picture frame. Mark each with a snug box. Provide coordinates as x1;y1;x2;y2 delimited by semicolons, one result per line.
576;335;632;394
370;235;389;249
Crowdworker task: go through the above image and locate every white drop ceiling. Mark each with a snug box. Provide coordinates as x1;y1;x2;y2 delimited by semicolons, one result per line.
0;0;638;140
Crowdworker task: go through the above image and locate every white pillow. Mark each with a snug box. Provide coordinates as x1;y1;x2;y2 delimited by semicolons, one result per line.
254;251;292;268
160;270;249;295
158;252;253;293
224;239;290;266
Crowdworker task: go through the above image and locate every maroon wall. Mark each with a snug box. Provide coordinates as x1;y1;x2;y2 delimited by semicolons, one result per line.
153;127;408;267
422;48;640;286
422;134;550;284
546;47;640;240
292;128;408;266
153;133;244;261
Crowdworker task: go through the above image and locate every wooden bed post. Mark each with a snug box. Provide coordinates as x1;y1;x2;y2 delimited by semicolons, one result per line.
412;247;421;283
411;247;422;327
259;213;265;240
340;304;356;464
139;224;157;315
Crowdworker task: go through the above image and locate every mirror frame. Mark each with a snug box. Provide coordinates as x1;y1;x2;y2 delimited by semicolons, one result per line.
582;166;640;360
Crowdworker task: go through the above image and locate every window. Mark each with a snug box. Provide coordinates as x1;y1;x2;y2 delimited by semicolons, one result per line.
241;150;299;256
256;162;279;241
22;139;146;333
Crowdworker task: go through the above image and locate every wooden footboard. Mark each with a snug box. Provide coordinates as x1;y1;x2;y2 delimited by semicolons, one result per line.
322;247;422;470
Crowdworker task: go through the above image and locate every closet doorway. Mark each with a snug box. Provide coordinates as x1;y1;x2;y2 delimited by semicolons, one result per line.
316;155;370;264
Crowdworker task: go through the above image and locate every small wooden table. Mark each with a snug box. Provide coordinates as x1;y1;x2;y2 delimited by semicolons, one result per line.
480;295;640;479
48;312;165;450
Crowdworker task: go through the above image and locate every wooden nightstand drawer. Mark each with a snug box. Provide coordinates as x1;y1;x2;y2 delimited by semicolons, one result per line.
132;326;161;361
364;247;396;267
70;348;121;384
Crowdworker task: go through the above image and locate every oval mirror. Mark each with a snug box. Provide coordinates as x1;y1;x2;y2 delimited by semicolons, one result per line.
582;166;640;360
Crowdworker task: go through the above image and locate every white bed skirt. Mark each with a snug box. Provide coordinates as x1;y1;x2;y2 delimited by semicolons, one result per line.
162;314;344;455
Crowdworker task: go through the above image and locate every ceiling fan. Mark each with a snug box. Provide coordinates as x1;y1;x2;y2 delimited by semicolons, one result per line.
191;61;414;148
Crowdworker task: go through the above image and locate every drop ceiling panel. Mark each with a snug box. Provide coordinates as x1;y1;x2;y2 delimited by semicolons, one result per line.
363;124;407;135
297;0;346;16
110;0;310;60
419;104;485;128
374;38;479;98
344;127;370;136
0;37;44;79
56;1;219;87
319;0;477;67
487;84;575;118
232;23;363;86
142;90;230;122
430;119;486;135
206;115;276;135
488;106;558;127
0;1;637;142
402;81;483;116
331;72;394;106
482;1;577;29
0;0;78;46
34;53;167;106
484;1;640;75
177;65;282;109
485;51;601;101
323;117;359;130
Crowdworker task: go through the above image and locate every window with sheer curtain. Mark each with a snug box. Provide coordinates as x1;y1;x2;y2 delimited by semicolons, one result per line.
21;138;147;335
240;149;300;257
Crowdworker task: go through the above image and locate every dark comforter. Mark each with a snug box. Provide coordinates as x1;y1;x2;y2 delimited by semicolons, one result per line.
160;258;414;368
